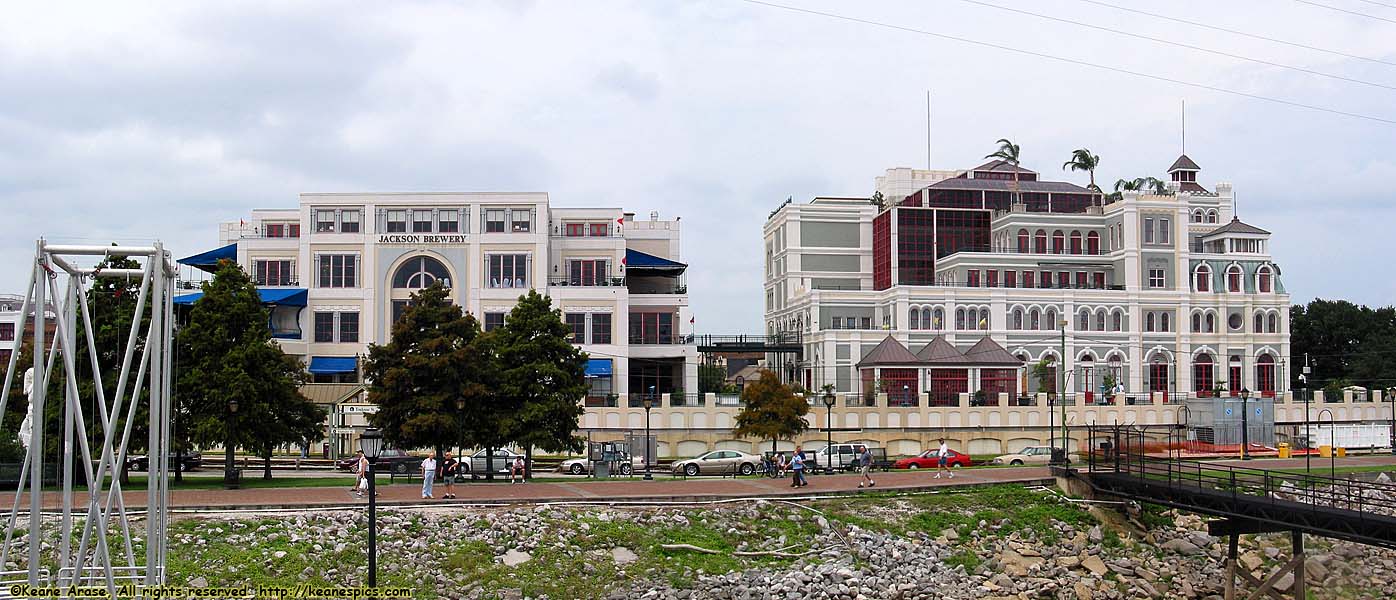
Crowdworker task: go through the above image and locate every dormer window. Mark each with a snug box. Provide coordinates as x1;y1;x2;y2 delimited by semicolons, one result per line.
1257;265;1273;293
1227;265;1242;293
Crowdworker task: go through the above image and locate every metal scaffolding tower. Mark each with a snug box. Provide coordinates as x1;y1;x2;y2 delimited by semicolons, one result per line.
0;240;177;593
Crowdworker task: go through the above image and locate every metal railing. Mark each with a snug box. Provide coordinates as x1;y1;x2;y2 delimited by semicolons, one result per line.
668;393;705;407
549;276;626;287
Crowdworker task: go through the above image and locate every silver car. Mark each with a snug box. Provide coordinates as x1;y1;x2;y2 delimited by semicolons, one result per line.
464;448;526;474
558;454;641;476
670;450;760;477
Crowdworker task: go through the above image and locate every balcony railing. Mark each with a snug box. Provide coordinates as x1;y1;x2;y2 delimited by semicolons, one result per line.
943;243;1106;257
549;277;626;287
668;393;705;407
714;394;743;407
584;394;618;408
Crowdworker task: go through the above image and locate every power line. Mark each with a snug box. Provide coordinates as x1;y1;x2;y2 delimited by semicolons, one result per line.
956;0;1396;92
1075;0;1396;68
1293;0;1396;24
736;0;1396;125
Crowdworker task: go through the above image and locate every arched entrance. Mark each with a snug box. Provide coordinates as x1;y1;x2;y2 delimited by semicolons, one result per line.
389;255;454;326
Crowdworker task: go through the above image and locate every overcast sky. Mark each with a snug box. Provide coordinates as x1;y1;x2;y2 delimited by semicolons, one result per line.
2;1;1394;332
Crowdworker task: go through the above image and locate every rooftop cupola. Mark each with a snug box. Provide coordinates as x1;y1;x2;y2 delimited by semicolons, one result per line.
1168;154;1210;194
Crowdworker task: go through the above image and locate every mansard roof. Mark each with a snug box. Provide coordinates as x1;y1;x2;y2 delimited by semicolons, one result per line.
856;336;923;367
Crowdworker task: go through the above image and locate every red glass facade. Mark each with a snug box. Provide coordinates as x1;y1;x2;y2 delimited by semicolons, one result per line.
897;209;935;286
873;211;892;290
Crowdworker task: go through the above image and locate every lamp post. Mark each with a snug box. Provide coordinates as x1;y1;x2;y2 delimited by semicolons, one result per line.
822;389;836;475
1058;318;1068;464
1239;387;1251;461
642;396;653;480
455;397;465;458
224;399;239;489
360;428;384;588
1317;409;1335;479
1301;365;1311;473
1387;387;1395;456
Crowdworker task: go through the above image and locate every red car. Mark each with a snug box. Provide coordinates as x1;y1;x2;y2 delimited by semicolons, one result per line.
893;449;972;470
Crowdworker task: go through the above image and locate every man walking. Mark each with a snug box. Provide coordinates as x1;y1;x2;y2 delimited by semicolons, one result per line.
857;445;875;489
440;452;458;499
421;453;437;499
790;446;807;488
935;438;953;479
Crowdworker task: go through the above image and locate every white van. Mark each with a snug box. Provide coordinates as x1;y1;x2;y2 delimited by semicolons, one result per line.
814;443;871;472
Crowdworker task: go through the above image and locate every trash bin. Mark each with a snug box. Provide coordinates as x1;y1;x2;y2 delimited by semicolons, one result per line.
1336;447;1347;458
1319;445;1333;459
1277;443;1291;459
322;443;330;459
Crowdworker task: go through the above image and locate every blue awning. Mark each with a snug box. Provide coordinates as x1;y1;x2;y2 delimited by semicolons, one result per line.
177;243;238;273
309;356;358;375
625;249;687;274
585;358;613;377
174;287;308;307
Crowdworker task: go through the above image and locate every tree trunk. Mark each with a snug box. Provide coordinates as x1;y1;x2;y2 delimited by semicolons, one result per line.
525;447;533;481
225;444;234;484
263;448;272;480
485;447;494;481
174;447;184;483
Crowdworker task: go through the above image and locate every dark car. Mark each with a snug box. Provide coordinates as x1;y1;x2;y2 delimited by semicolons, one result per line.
334;449;422;475
126;452;203;472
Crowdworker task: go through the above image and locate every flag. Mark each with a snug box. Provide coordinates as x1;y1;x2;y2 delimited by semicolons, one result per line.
689;316;695;324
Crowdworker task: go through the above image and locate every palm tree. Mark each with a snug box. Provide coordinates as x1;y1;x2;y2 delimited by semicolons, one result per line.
1143;176;1167;195
985;138;1022;204
1107;176;1169;202
1062;148;1101;192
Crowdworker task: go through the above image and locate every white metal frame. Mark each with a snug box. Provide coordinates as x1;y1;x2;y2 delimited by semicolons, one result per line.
0;240;176;594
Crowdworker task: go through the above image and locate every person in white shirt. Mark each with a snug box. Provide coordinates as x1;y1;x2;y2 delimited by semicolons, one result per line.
934;439;953;479
421;454;437;499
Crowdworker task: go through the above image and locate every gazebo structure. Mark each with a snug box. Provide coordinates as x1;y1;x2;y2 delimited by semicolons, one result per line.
857;335;1026;408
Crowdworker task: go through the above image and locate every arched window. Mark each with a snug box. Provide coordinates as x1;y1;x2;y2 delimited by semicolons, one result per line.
1034;230;1048;253
1194;264;1211;292
1267;312;1278;333
1051;230;1065;254
1078;308;1090;331
1192;312;1201;333
1254;311;1264;333
1045;308;1057;329
1111;310;1123;332
1087;231;1100;255
1257;266;1273;293
933;308;944;330
1160;312;1171;332
920;307;932;330
955;308;966;330
1069;231;1083;254
1227;265;1242;293
1206;311;1216;333
393;255;451;289
909;308;920;330
1017;229;1030;253
1030;308;1041;330
1206;210;1218;223
1145;312;1155;332
1013;308;1024;330
980;310;990;330
1095;308;1106;331
1256;353;1276;396
1194;353;1215;396
1191;209;1203;223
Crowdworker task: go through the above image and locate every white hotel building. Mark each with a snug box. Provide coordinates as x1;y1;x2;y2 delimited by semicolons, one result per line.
178;193;696;455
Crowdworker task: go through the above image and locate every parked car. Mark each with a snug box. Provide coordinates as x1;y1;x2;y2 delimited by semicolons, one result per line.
558;454;642;476
330;448;422;475
463;449;527;475
125;451;202;473
671;450;760;476
991;446;1055;466
813;443;875;472
893;448;971;470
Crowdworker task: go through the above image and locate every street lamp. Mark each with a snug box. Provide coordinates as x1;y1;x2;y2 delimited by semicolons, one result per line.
1317;409;1335;479
1239;387;1251;461
360;427;384;588
1301;365;1311;473
455;397;465;457
641;396;653;480
822;389;836;475
225;399;239;489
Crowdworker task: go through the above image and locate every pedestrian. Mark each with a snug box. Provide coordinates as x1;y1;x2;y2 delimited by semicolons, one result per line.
421;453;437;499
510;455;525;484
935;438;953;480
790;446;808;488
857;445;875;489
352;450;367;498
440;452;458;499
775;452;787;477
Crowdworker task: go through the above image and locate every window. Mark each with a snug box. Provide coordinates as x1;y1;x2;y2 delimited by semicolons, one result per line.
1095;310;1106;331
1146;312;1155;332
1077;309;1089;331
565;223;585;237
1017;229;1029;253
1191;209;1202;223
254;259;294;286
1075;272;1087;289
1058;272;1070;289
438;210;459;233
1039;271;1051;288
1192;312;1201;333
1257;266;1272;293
565;313;586;343
1206;312;1216;333
393;256;450;289
485;209;506;233
391;300;412;324
1160;312;1171;332
629;312;674;344
1193;354;1214;396
1045;308;1057;328
1092;272;1105;289
1195;265;1211;292
1087;231;1099;255
920;307;932;330
488;254;529;288
909;308;921;330
1143;218;1154;243
1051;230;1064;254
860;316;872;329
0;322;15;341
1227;265;1242;292
316;210;335;233
1158;218;1170;244
484;312;506;332
1034;230;1047;253
1030;309;1041;330
1069;231;1082;254
1254;312;1264;333
1012;308;1023;330
1149;361;1169;394
829;317;842;330
967;269;979;287
341;210;360;233
986;270;998;288
317;255;357;288
264;222;299;238
1228;312;1243;330
511;209;531;232
1111;311;1122;332
1206;210;1218;223
340;312;359;343
386;210;407;233
412;210;432;233
589;223;609;237
1148;268;1165;289
1004;270;1016;288
932;308;944;330
955;308;966;330
1267;312;1278;333
1023;271;1034;289
568;259;609;286
314;313;335;343
592;313;612;344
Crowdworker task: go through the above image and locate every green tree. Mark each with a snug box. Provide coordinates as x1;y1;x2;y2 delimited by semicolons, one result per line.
177;259;321;484
1032;358;1057;397
732;370;810;456
870;190;886;211
363;283;498;476
985;138;1023;204
1062;148;1101;192
698;363;727;394
1291;299;1396;391
495;290;589;479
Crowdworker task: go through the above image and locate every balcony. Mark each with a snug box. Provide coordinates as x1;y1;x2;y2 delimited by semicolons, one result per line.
628;274;686;295
549;276;627;288
668;393;705;407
